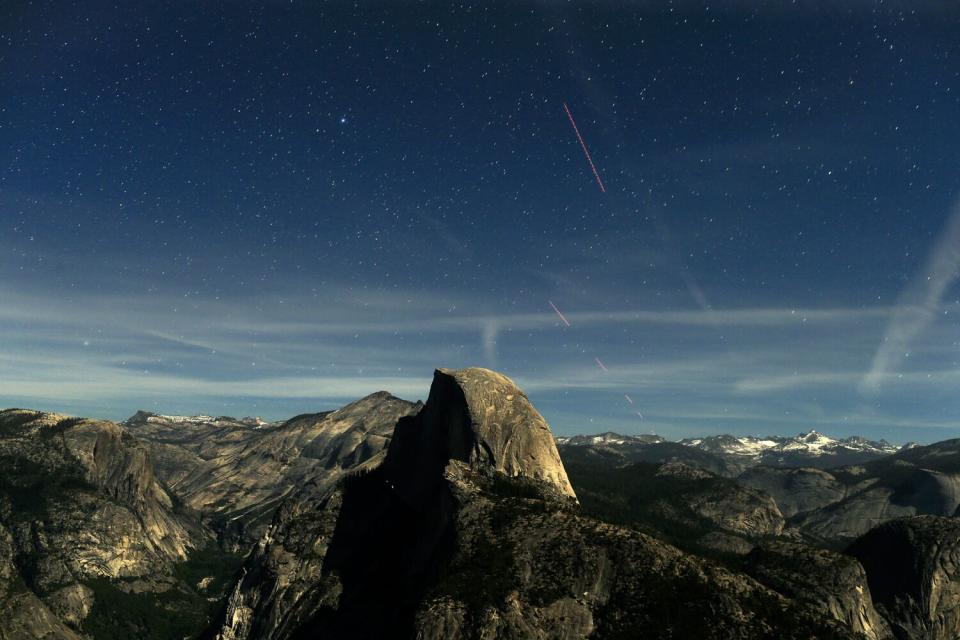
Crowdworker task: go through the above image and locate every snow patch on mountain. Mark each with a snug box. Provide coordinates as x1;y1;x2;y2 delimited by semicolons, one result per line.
556;431;664;446
557;429;902;460
682;430;900;459
134;412;271;429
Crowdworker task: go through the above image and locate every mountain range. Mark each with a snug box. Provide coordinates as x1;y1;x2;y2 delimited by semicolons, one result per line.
1;368;958;639
558;429;905;467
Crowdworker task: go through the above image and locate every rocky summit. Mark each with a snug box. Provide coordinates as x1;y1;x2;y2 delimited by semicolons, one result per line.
1;368;960;639
383;367;576;501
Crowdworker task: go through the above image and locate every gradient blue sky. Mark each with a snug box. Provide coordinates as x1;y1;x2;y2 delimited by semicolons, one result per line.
2;1;960;442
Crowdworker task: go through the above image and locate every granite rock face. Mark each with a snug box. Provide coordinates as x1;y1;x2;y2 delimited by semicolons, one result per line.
738;441;960;546
0;410;204;574
671;468;784;539
410;462;854;640
0;394;421;639
0;409;209;637
737;466;850;519
385;368;576;500
789;465;960;544
0;521;84;640
126;392;422;544
746;541;893;640
847;516;960;640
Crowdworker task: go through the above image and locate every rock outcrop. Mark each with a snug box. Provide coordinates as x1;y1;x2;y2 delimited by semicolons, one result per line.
735;440;960;545
0;521;84;640
0;409;210;637
0;395;422;639
746;541;893;639
383;368;576;502
0;410;203;574
674;469;784;539
791;464;960;544
847;516;960;640
216;367;578;640
410;461;854;640
737;466;850;519
126;392;422;544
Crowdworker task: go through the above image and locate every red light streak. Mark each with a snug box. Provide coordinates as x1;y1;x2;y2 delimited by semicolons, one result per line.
562;102;606;193
548;300;572;327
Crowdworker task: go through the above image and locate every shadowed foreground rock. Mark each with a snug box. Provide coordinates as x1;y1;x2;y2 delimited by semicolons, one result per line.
746;541;893;639
847;516;960;640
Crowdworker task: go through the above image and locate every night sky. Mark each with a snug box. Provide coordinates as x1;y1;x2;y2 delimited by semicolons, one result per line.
2;1;960;442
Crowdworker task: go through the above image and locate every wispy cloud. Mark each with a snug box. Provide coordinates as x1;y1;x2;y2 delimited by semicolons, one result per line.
737;369;960;394
0;370;433;404
1;278;958;439
861;199;960;394
0;283;893;337
736;371;861;393
481;318;499;366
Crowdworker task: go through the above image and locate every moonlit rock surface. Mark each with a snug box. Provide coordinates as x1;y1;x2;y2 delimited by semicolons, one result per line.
395;367;576;499
848;516;960;640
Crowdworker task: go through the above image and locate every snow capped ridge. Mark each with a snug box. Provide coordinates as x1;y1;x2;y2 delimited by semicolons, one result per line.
155;413;217;424
558;427;902;461
128;411;271;429
682;429;901;458
556;431;664;446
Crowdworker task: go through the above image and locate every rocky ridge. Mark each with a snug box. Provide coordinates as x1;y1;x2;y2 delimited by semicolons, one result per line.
683;430;901;463
0;393;421;639
125;392;421;544
745;541;893;640
561;454;785;557
558;429;903;474
847;516;960;640
739;442;960;544
0;409;210;638
556;431;665;446
2;370;960;639
214;368;858;640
